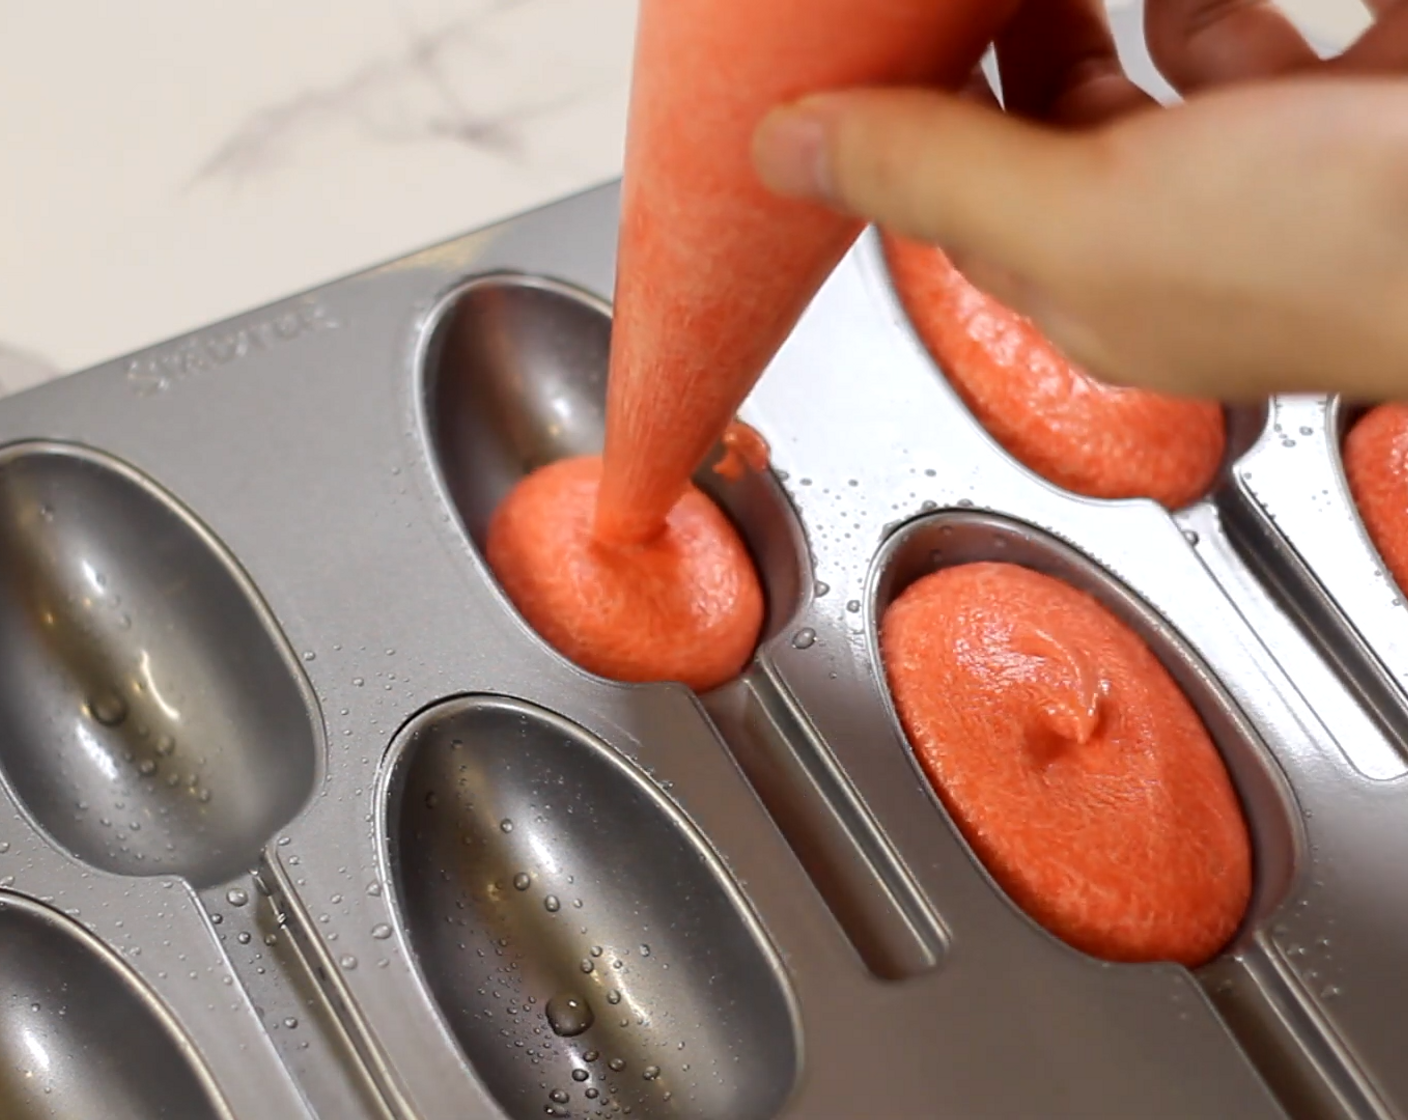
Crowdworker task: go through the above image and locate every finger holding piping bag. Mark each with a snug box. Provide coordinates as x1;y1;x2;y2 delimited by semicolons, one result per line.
488;0;1020;690
751;4;1408;402
872;3;1226;510
593;0;1024;547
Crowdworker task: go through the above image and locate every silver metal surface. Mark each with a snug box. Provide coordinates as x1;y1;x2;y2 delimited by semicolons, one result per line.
1221;396;1408;769
427;275;611;548
0;891;228;1119
0;179;1363;1120
0;13;1398;1118
426;272;809;643
0;442;320;885
386;695;797;1120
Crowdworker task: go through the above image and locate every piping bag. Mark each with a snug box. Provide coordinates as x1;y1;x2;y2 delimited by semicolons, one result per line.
594;0;1018;546
487;0;1015;690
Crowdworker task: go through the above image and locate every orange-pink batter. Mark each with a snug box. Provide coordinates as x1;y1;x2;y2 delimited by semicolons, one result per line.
885;236;1226;508
881;562;1251;967
487;456;763;692
487;0;1011;691
1345;403;1408;594
595;0;1018;547
713;420;772;483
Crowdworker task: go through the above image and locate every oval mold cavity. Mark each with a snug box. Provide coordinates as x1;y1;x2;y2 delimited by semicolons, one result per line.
0;892;226;1119
881;244;1254;512
870;511;1299;949
386;695;798;1120
423;274;808;655
0;444;319;885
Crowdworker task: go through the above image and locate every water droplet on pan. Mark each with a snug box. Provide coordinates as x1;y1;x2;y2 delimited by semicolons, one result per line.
545;993;593;1037
87;693;128;726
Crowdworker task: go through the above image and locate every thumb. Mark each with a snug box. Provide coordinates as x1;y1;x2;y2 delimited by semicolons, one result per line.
752;89;1106;260
751;88;1122;371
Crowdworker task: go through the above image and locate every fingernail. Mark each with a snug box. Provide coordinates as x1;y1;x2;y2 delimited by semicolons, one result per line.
752;105;834;201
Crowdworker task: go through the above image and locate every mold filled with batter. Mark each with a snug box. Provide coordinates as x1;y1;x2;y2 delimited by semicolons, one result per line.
487;456;764;692
881;560;1251;967
481;0;1011;692
884;236;1226;508
429;276;806;696
1344;403;1408;595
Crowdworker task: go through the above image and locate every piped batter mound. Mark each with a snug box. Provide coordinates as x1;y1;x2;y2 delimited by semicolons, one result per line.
881;561;1251;967
483;0;1013;692
486;456;763;692
884;236;1226;509
1344;403;1408;595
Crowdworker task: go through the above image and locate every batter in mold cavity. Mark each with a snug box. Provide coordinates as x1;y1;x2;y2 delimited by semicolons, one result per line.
487;453;764;693
884;236;1226;509
881;561;1251;967
1345;403;1408;596
486;0;1250;969
485;0;1011;691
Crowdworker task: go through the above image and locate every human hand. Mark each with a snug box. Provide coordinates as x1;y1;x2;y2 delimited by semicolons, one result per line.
750;1;1408;401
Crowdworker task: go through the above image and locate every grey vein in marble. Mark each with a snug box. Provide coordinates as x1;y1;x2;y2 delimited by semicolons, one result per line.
190;0;589;189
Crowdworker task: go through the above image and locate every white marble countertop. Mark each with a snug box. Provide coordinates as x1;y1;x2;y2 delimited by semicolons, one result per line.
0;0;1372;390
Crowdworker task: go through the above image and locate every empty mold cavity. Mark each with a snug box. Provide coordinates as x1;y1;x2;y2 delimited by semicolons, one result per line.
386;695;798;1120
423;273;807;656
0;444;319;886
0;892;226;1119
870;511;1299;949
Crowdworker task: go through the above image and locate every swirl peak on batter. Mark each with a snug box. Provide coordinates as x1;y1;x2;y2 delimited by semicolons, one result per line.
882;561;1251;967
